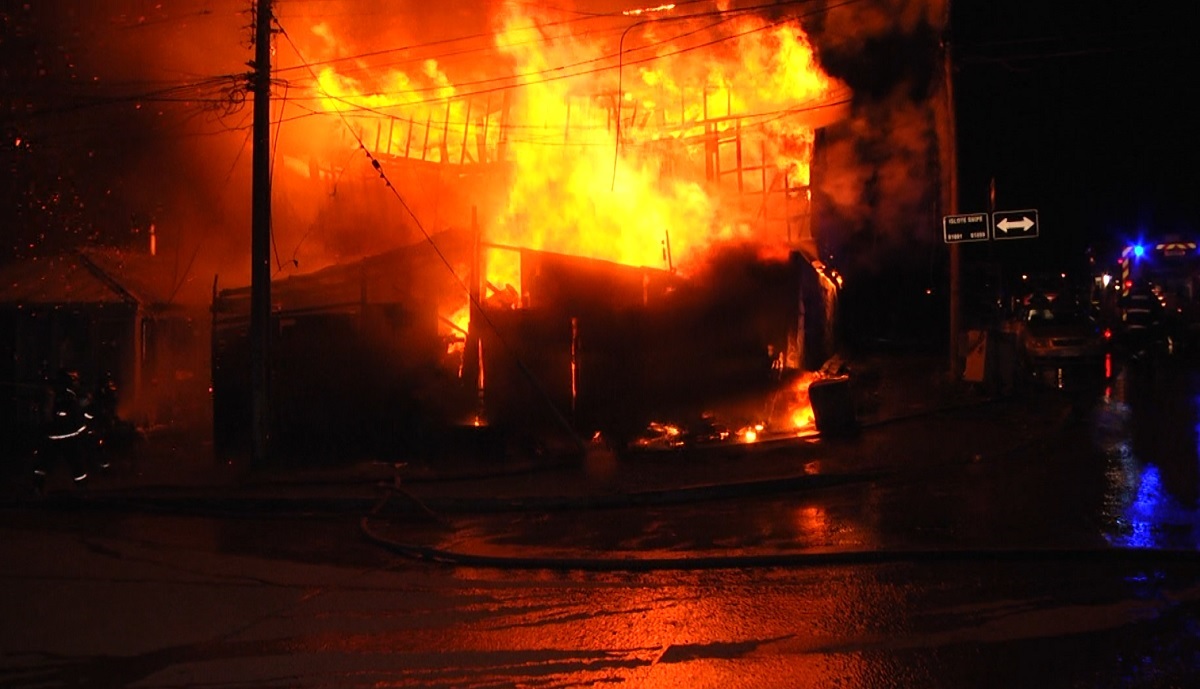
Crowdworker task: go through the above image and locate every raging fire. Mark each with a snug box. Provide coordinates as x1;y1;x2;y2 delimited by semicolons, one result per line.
283;2;847;441
298;1;846;287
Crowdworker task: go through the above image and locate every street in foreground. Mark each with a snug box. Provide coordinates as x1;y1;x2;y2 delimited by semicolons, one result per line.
2;356;1199;688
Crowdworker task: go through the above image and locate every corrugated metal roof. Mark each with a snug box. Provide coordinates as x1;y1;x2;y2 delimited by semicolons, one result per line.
0;254;133;306
0;248;209;307
214;228;472;315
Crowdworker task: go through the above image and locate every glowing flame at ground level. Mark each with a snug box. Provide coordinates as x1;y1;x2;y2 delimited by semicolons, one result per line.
630;369;825;451
786;372;820;431
741;370;822;443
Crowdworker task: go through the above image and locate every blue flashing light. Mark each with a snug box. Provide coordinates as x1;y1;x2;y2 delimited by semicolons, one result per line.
1133;244;1146;259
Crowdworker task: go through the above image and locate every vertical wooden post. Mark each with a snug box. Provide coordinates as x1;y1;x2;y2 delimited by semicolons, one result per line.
460;99;472;164
250;0;273;466
735;119;744;193
440;101;451;162
421;110;432;161
943;32;961;381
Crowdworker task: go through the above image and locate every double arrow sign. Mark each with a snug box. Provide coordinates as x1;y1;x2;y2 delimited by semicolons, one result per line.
943;209;1039;244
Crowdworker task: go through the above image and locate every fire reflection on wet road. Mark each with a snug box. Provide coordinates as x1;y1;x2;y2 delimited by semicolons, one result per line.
5;358;1200;687
411;356;1200;561
6;505;1197;689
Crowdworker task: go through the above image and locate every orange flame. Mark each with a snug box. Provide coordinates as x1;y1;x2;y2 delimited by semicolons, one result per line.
489;6;841;273
784;371;820;432
445;303;470;336
299;3;845;282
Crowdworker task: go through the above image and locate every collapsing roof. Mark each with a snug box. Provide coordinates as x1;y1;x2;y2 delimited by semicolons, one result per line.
213;228;473;319
0;248;210;309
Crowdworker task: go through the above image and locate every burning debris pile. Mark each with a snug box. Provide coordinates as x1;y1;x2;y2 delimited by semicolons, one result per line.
627;363;854;453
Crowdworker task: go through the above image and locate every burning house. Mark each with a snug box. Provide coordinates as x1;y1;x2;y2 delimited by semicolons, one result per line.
470;243;839;448
211;225;838;460
211;227;475;459
200;0;955;461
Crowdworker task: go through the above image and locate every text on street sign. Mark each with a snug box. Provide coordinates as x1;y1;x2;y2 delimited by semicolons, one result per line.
942;213;990;243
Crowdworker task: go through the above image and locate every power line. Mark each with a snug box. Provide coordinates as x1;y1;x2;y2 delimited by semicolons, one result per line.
4;75;246;121
272;11;614;76
276;21;460;274
254;87;849;171
280;2;852;121
270;82;289;274
271;0;719;76
276;17;590;444
276;0;843;94
278;20;731;117
110;6;227;30
5;0;845;139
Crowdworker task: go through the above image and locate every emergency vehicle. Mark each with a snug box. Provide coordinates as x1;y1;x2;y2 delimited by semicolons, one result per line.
1110;235;1200;355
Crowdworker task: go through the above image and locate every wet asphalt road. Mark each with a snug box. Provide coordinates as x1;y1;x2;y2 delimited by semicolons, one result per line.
381;355;1200;561
2;507;1198;688
2;355;1200;687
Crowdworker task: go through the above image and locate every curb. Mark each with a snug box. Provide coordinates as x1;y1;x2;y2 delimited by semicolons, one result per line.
358;516;1200;572
358;396;1084;570
0;392;1061;518
4;469;882;517
392;470;883;514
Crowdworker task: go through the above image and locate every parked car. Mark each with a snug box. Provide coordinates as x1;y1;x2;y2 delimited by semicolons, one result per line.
1014;296;1108;382
1114;284;1169;358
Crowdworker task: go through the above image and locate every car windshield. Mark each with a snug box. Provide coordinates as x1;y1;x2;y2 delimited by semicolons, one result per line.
1025;303;1091;326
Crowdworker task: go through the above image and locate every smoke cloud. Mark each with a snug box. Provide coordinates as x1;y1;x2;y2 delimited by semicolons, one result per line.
802;0;948;275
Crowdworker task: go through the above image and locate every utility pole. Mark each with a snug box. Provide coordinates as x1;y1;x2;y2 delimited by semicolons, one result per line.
940;8;961;381
250;0;272;466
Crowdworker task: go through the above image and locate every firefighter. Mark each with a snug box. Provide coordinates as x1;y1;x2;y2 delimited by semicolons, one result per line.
90;371;119;471
33;368;93;495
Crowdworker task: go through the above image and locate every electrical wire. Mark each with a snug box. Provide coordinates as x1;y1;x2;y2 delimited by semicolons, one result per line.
276;21;476;295
110;7;224;31
5;75;247;121
270;82;289;274
270;0;718;77
6;0;842;135
280;15;841;131
276;0;849;104
276;17;586;449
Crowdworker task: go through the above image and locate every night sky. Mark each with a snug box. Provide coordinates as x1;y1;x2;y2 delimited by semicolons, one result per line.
951;0;1198;266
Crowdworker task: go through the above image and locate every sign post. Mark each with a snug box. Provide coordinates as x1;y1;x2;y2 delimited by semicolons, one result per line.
942;207;1039;385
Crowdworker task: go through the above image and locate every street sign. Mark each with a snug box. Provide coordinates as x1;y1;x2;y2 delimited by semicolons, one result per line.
942;213;990;243
991;209;1039;240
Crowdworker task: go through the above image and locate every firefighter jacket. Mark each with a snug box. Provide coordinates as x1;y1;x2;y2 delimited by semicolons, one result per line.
46;385;91;441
